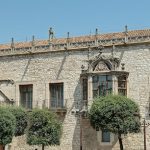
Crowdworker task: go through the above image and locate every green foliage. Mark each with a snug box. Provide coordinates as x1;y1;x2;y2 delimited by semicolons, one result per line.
89;95;140;135
0;107;16;145
8;106;28;136
27;109;62;147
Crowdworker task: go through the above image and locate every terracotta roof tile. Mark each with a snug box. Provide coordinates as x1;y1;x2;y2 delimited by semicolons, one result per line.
0;29;150;50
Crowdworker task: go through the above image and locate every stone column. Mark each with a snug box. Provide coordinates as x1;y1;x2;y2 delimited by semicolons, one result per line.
112;75;118;95
88;75;93;109
45;82;50;108
126;78;129;97
15;84;19;106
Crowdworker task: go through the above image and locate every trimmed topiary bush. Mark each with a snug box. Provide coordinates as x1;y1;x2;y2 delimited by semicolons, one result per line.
8;106;28;136
27;108;62;150
0;107;16;149
89;94;141;150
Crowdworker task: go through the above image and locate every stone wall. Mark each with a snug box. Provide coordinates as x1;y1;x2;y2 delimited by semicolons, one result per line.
0;43;150;150
0;50;87;150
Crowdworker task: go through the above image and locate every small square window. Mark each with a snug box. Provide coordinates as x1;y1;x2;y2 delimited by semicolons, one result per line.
102;130;110;142
97;130;114;145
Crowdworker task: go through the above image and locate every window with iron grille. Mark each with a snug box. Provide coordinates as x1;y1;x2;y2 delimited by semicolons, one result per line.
93;75;112;98
50;83;64;108
19;84;33;109
83;78;88;101
118;75;127;96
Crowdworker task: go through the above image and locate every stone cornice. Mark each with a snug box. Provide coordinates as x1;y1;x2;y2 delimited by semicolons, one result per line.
1;29;150;56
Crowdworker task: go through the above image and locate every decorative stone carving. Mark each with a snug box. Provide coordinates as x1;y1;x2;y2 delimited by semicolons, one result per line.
94;61;110;71
87;52;120;73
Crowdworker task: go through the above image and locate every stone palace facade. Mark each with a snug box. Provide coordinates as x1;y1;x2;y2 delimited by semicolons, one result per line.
0;28;150;150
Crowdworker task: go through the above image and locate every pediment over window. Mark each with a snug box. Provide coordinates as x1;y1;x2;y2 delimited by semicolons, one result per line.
88;54;119;73
94;61;110;72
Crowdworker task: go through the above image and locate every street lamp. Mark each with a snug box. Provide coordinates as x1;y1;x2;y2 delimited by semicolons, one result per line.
141;118;150;150
72;101;88;150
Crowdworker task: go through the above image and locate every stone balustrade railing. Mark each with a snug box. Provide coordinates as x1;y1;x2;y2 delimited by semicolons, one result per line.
0;34;150;56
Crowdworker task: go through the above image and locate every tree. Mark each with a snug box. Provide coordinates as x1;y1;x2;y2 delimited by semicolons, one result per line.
0;107;16;150
89;95;140;150
27;109;62;150
8;106;28;136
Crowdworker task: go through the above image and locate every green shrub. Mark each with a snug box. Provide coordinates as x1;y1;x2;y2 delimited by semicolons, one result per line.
89;95;141;150
27;109;62;150
0;107;16;146
8;106;28;136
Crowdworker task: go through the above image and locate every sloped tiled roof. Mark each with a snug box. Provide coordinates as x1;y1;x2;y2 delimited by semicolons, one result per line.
0;29;150;50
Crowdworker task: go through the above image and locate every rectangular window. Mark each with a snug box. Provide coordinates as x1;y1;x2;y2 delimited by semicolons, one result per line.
93;75;112;98
102;130;111;142
19;84;33;109
50;83;64;108
118;75;127;96
83;78;88;100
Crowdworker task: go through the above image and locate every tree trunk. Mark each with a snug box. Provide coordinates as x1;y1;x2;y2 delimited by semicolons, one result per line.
118;134;123;150
42;144;44;150
0;145;4;150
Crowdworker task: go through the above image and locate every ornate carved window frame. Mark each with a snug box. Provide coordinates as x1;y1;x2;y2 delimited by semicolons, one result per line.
80;50;129;107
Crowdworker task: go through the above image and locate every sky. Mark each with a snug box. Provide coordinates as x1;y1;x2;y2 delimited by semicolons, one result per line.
0;0;150;44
